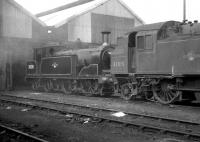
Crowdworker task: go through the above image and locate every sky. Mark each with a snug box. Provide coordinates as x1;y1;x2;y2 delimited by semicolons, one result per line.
14;0;200;24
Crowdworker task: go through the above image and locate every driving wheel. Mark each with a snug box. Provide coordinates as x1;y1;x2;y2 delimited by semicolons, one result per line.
152;81;181;104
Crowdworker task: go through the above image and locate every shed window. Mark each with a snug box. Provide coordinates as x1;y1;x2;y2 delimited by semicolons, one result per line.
145;35;153;50
137;36;145;49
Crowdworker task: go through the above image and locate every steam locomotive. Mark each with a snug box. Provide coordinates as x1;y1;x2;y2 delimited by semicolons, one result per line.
26;20;200;104
26;41;115;96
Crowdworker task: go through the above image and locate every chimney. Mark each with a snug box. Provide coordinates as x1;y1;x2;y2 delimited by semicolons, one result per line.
101;31;111;45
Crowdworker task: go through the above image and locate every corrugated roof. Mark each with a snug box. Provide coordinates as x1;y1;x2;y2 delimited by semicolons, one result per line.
35;0;93;17
39;0;144;27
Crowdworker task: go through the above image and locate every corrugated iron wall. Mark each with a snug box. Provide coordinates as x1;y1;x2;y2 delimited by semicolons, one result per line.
1;0;32;38
91;13;134;44
0;0;46;90
0;37;33;90
68;13;91;43
0;0;2;37
46;24;68;43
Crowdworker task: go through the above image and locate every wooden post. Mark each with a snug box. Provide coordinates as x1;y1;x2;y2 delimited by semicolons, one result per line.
5;51;12;90
0;49;6;90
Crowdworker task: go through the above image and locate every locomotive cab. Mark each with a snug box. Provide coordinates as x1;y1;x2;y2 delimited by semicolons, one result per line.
111;32;137;75
111;21;200;103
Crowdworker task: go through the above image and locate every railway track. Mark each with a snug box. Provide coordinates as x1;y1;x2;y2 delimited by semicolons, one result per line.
0;94;200;141
0;123;48;142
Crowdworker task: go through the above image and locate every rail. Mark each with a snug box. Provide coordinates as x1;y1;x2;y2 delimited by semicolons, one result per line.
0;124;48;142
0;94;200;140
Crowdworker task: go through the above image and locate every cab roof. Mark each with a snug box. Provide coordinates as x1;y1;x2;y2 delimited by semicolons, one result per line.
129;21;179;32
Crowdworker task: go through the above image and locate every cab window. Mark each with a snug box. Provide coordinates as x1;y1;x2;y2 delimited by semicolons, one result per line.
137;35;153;50
145;35;153;50
137;36;145;49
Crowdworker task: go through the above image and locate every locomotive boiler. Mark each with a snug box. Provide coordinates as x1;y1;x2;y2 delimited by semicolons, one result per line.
26;42;114;96
111;20;200;104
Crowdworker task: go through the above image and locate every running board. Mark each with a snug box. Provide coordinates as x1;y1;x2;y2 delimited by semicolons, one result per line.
176;88;200;92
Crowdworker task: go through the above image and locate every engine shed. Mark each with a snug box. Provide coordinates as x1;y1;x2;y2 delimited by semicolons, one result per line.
0;0;47;90
38;0;144;45
0;0;144;90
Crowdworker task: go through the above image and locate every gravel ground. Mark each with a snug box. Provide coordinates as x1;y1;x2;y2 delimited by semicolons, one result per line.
0;102;188;142
2;90;200;123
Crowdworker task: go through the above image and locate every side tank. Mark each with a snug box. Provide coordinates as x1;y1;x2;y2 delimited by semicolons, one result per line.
55;44;114;76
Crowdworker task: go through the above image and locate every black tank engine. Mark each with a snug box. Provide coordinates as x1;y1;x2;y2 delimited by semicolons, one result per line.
26;42;114;96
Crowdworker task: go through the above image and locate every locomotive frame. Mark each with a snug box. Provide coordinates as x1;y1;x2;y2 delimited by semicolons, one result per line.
26;20;200;104
111;21;200;104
